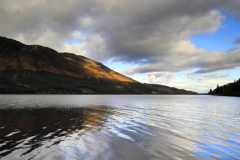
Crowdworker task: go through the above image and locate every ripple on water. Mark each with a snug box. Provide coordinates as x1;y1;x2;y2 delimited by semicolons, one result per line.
0;95;240;160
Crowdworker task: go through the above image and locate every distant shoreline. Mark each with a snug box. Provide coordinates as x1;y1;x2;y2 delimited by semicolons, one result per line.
0;93;200;95
209;94;240;97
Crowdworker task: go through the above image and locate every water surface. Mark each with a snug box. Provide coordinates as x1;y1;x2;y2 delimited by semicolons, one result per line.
0;95;239;160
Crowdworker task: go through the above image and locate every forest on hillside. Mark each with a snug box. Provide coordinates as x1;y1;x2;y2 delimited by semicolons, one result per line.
208;79;240;97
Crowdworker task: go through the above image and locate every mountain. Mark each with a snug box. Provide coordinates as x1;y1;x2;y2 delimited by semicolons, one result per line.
208;79;240;97
0;36;197;94
0;36;159;94
0;36;136;82
145;84;198;94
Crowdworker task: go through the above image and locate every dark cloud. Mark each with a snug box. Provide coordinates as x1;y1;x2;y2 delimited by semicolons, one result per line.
233;34;240;44
1;0;240;74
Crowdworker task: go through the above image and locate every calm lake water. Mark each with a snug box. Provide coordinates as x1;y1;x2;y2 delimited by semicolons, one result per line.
0;95;239;160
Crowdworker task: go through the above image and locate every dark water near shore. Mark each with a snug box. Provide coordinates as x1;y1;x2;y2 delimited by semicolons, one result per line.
0;95;239;160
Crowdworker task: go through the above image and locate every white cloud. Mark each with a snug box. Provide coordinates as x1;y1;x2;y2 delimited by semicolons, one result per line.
144;72;176;84
187;73;229;79
148;75;157;84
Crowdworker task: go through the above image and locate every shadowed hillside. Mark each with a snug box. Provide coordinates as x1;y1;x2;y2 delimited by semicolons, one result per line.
0;70;160;94
0;36;160;94
208;79;240;97
145;84;198;94
0;36;198;94
0;36;136;83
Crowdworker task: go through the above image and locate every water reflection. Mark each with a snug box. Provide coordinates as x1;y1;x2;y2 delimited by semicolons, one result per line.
0;106;115;159
0;95;240;160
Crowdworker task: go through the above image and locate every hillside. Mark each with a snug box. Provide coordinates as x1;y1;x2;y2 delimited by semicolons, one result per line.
145;84;198;94
0;36;197;94
208;79;240;97
0;36;136;82
0;36;159;94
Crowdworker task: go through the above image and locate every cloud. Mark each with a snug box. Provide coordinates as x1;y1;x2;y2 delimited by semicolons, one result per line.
1;0;240;74
122;44;240;74
187;73;229;79
148;75;157;84
233;34;240;44
144;72;176;84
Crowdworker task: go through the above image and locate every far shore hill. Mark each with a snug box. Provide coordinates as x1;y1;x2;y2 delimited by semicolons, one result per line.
208;79;240;97
0;36;198;94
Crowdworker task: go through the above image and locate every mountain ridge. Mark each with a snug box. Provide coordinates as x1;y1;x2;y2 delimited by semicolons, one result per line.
0;36;137;83
0;36;198;94
145;84;198;94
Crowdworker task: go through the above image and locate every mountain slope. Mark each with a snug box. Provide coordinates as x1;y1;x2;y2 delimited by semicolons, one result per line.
0;36;160;94
145;84;198;94
0;36;136;82
0;36;198;94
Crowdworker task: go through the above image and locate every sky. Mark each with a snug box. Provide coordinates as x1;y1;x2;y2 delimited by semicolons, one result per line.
0;0;240;93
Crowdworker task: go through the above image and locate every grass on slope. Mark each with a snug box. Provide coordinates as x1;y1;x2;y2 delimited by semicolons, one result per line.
0;70;158;94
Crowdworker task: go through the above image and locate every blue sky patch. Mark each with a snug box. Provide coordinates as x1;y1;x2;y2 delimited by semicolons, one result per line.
65;39;83;44
191;13;240;51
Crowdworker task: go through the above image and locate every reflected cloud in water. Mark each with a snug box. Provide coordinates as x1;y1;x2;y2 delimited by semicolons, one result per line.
0;95;240;160
0;106;116;159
